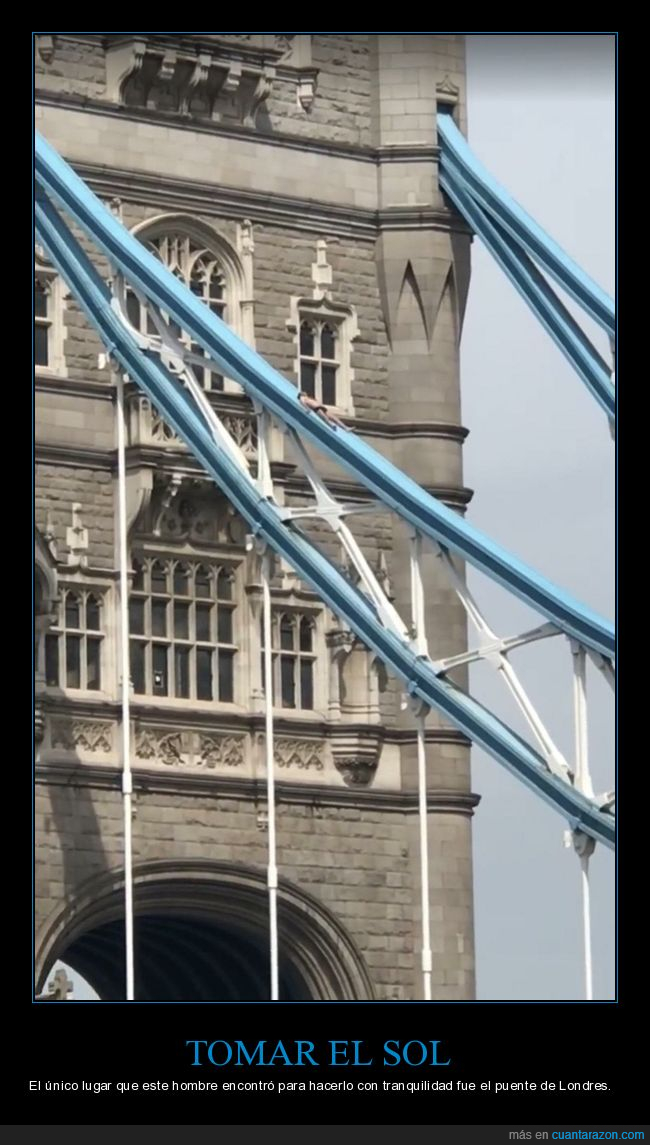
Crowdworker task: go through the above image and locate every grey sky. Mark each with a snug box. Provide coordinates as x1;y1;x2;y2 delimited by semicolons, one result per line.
462;34;615;999
44;33;615;1004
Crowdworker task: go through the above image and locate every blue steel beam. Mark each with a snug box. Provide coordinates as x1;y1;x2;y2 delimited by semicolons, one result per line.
35;132;614;660
439;156;615;419
437;110;615;339
34;191;615;848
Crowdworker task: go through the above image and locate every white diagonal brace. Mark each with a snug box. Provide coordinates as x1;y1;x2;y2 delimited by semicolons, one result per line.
435;545;570;779
284;426;409;637
433;623;559;672
111;279;252;476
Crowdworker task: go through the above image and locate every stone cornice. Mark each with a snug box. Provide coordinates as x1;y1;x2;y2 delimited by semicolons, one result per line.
35;444;112;469
36;90;437;165
35;372;112;401
35;94;471;239
35;442;473;508
359;419;468;442
42;695;471;747
35;379;470;443
36;759;479;815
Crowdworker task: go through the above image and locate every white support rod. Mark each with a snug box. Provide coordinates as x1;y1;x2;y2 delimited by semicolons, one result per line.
114;283;251;478
433;623;559;671
255;407;275;498
416;713;432;1001
285;425;338;508
571;644;595;1000
116;368;135;1002
572;644;593;798
281;502;380;520
336;524;408;635
436;545;495;638
410;532;428;655
580;853;594;1001
437;547;569;777
495;658;570;778
262;551;280;1001
410;531;432;1000
284;426;405;631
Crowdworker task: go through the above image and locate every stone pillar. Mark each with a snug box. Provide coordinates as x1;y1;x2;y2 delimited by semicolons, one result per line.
370;34;476;998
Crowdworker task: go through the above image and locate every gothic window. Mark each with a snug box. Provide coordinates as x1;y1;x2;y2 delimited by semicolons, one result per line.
299;320;339;407
34;258;66;374
34;277;52;367
288;298;358;415
261;611;316;710
129;557;237;702
126;219;255;400
45;589;103;691
126;233;227;390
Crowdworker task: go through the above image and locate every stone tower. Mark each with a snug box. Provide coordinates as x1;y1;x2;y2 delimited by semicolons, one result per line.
34;33;477;1001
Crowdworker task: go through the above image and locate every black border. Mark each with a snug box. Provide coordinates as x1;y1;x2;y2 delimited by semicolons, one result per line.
20;29;636;1128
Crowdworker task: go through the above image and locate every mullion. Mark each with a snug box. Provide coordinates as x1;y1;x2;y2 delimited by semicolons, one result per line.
172;579;189;697
315;323;323;404
169;619;176;696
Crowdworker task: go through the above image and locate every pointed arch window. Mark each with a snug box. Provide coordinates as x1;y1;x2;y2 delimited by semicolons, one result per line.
126;233;227;390
126;219;255;396
288;297;358;415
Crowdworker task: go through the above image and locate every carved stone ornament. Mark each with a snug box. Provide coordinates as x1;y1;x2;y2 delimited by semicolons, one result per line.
34;702;46;746
330;728;382;786
436;75;460;105
222;414;258;459
105;35;317;123
199;734;245;768
134;727;245;770
135;726;186;766
150;477;247;545
36;35;57;64
51;720;112;754
333;756;378;786
260;736;324;771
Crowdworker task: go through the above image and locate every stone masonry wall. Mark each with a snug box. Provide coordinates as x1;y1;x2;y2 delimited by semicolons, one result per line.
35;778;474;999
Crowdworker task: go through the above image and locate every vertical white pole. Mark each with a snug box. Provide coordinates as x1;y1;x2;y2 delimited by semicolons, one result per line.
116;368;135;1001
410;531;432;1000
572;644;592;799
416;713;432;1001
262;551;279;1001
609;336;615;440
580;853;593;1001
572;642;594;1001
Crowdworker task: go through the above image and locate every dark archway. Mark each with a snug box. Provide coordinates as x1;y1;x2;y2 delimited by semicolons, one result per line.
36;860;375;1002
62;913;310;1001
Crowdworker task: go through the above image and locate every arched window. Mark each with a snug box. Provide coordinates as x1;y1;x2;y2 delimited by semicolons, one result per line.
129;556;237;703
127;218;255;394
288;297;358;414
299;320;338;406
